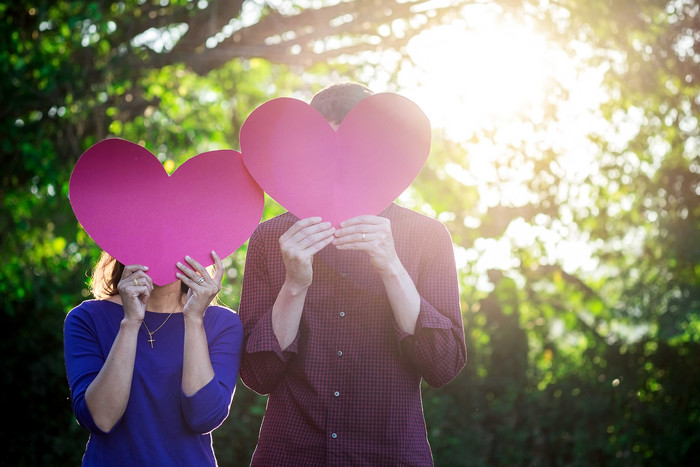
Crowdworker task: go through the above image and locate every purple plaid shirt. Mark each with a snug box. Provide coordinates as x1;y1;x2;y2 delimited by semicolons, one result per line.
239;203;466;466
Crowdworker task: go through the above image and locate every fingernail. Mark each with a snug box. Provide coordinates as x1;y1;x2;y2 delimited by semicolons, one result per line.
185;255;191;260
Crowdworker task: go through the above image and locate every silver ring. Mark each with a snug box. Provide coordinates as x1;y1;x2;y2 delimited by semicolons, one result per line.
196;277;205;285
362;232;366;241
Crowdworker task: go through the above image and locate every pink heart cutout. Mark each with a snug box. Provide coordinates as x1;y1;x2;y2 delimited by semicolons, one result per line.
239;93;431;227
69;138;264;285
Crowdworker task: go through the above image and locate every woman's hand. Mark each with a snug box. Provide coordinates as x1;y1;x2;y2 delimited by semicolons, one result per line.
87;264;152;431
333;215;400;276
116;265;153;323
280;217;336;290
177;251;224;322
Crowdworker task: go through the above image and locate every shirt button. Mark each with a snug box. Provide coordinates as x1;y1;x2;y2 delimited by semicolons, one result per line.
331;432;338;439
334;391;340;397
339;311;346;317
337;350;343;357
340;272;348;279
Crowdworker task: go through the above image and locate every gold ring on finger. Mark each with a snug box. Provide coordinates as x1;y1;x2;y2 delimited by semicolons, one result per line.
133;278;139;286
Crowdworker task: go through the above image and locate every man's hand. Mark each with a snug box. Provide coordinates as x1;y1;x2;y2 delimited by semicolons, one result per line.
280;217;336;290
271;217;335;350
333;215;400;277
334;215;420;334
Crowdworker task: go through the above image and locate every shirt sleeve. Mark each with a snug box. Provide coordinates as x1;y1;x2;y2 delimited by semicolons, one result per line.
395;221;467;388
63;305;111;434
238;228;298;395
181;309;243;434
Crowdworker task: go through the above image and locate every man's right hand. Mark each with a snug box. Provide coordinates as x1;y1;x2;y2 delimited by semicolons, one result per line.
279;217;335;290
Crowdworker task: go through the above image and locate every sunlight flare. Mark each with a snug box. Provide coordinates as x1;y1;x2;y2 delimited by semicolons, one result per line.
402;17;553;139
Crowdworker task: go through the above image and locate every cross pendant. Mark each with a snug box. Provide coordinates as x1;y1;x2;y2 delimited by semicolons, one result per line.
147;334;155;348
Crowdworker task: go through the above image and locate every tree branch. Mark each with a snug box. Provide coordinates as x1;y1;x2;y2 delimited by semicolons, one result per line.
145;0;468;73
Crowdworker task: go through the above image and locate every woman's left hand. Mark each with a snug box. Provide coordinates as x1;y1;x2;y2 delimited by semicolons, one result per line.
176;250;224;321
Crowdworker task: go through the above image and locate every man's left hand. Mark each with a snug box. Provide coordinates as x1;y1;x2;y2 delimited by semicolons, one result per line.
333;215;400;276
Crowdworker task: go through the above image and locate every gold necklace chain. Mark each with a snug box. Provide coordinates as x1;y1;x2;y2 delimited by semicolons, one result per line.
142;312;174;349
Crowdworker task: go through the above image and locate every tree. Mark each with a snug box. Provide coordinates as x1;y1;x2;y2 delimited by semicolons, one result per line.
1;0;698;464
415;0;700;464
0;1;467;463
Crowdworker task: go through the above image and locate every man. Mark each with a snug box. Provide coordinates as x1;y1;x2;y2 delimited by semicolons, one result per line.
239;83;466;466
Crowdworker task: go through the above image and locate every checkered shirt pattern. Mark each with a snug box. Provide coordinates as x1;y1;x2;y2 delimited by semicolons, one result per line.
239;203;466;466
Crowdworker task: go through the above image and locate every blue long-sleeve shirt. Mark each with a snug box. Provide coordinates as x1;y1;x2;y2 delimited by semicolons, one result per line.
64;300;242;466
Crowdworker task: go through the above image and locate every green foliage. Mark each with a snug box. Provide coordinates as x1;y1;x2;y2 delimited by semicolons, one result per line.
1;0;698;465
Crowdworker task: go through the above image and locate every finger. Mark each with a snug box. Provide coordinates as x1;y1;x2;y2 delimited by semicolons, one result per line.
176;271;198;289
305;233;336;256
333;231;370;245
129;270;154;285
339;215;385;228
334;225;369;238
294;221;334;240
177;264;208;290
141;273;154;292
211;250;224;282
122;264;149;279
184;255;209;277
281;230;334;256
281;223;333;251
121;270;150;288
123;280;150;298
334;242;364;251
130;279;150;291
335;234;384;253
280;217;324;242
176;260;200;282
285;224;333;250
294;226;336;251
182;255;217;289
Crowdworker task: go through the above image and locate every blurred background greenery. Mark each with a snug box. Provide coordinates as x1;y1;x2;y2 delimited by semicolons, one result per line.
1;0;698;465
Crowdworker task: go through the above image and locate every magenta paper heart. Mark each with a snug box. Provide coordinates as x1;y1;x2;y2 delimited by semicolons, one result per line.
69;138;264;285
239;93;431;227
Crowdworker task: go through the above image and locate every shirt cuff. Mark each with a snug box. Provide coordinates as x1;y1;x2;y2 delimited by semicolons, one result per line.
181;376;228;433
245;306;300;362
77;399;113;435
394;295;455;341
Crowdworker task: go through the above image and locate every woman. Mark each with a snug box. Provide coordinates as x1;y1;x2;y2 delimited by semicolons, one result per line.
64;250;242;466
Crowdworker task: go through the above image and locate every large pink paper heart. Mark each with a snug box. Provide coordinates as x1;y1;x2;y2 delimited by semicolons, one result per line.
239;93;430;227
69;138;264;285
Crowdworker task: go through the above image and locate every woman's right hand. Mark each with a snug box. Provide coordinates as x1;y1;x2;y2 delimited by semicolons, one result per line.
84;264;152;432
116;265;153;322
